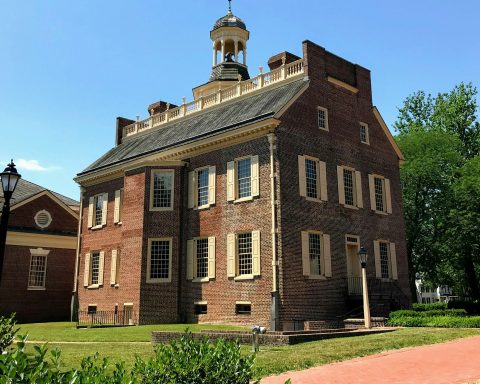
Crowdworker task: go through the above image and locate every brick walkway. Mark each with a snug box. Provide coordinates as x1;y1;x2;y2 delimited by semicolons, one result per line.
261;336;480;384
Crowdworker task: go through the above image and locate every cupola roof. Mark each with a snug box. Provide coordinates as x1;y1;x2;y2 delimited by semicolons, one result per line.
213;10;246;30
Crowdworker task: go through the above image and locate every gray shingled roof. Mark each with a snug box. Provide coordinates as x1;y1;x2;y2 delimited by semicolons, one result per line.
0;178;79;208
78;78;308;176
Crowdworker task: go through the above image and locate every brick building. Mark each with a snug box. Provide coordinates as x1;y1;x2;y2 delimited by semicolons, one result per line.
74;7;410;330
0;179;79;323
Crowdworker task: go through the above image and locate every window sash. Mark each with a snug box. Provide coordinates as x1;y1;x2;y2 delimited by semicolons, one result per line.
238;233;252;275
197;169;209;207
379;242;390;279
28;255;47;288
305;159;318;199
237;158;252;199
343;169;355;206
308;233;322;275
94;195;103;226
318;109;326;129
149;240;170;280
91;252;100;285
195;238;209;278
374;177;385;212
152;172;173;209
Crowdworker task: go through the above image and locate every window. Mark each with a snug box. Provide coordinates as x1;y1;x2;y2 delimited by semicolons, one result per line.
374;240;398;280
147;238;172;283
186;237;215;281
368;174;392;214
87;305;97;314
235;302;251;315
360;122;369;144
226;156;259;202
27;248;49;289
337;166;363;208
114;189;123;224
318;106;329;131
188;166;216;209
150;170;174;211
83;251;105;287
194;302;208;315
301;231;332;278
298;155;328;201
88;193;108;229
34;210;52;229
227;231;261;279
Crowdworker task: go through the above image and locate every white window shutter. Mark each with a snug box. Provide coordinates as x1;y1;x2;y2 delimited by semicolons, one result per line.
110;249;118;285
208;166;216;205
385;178;392;214
374;241;381;278
87;198;94;228
301;231;310;276
252;230;261;276
188;171;195;209
298;155;306;197
323;234;332;277
83;253;91;287
319;161;328;201
390;242;398;279
368;174;376;211
186;240;194;280
101;193;108;225
227;161;235;201
251;155;260;197
337;166;345;205
355;171;363;208
227;233;236;277
208;236;216;279
114;190;121;223
98;251;105;286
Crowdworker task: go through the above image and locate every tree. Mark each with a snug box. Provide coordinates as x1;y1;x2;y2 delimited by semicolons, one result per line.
395;82;480;300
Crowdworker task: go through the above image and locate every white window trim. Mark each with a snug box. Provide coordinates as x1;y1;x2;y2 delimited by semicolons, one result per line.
374;240;398;281
188;166;216;210
227;231;261;280
360;122;370;145
298;155;328;202
368;173;392;214
88;193;108;230
27;248;50;290
84;251;105;289
187;236;216;282
337;165;363;209
317;106;329;131
149;169;175;211
147;237;173;283
301;230;332;279
226;155;260;203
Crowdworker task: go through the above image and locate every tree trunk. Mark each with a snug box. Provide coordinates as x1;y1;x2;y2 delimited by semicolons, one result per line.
463;250;480;300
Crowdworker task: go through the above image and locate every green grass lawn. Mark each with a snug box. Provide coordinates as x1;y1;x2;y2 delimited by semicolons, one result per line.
14;323;480;379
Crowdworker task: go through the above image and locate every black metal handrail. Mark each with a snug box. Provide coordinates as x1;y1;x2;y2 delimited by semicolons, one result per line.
77;310;136;327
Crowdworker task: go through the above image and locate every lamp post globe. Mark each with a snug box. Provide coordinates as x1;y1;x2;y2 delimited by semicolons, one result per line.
0;159;22;285
357;246;371;329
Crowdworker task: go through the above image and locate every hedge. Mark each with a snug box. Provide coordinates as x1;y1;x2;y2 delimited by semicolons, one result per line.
386;316;480;328
412;302;448;311
389;309;467;318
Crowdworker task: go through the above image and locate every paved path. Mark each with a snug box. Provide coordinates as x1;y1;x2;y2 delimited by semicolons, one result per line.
261;336;480;384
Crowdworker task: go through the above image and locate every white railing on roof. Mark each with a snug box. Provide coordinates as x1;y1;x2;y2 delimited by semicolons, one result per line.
122;58;305;140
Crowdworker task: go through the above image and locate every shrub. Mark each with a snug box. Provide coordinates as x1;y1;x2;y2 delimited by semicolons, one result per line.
387;316;480;328
0;313;17;353
448;300;480;315
389;309;467;318
134;332;256;384
412;302;448;311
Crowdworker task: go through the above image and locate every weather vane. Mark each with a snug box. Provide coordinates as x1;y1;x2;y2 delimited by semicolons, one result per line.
228;0;232;12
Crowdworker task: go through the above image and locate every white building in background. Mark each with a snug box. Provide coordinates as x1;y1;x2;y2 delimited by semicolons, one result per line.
415;279;458;303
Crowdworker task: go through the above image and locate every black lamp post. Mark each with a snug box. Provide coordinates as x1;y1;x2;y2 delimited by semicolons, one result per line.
358;246;371;329
0;160;22;285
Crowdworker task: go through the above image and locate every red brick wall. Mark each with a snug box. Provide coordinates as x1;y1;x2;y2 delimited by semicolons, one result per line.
0;245;75;323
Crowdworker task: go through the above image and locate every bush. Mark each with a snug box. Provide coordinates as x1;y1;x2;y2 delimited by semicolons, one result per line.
134;332;256;384
389;309;467;318
412;302;448;311
387;316;480;328
0;313;17;353
448;300;480;315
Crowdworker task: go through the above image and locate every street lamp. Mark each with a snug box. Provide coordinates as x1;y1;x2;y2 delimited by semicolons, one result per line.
358;246;371;329
0;160;22;285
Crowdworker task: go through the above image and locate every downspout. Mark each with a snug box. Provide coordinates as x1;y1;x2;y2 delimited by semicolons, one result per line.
267;133;279;330
71;186;84;322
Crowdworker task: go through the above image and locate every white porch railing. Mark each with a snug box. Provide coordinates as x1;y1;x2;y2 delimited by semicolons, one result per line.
122;58;305;140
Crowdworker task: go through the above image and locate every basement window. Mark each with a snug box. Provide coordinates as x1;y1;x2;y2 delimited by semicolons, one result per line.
87;305;97;315
235;303;251;315
194;304;208;315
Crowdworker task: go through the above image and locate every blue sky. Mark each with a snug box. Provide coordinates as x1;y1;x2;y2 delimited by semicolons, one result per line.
1;0;479;200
